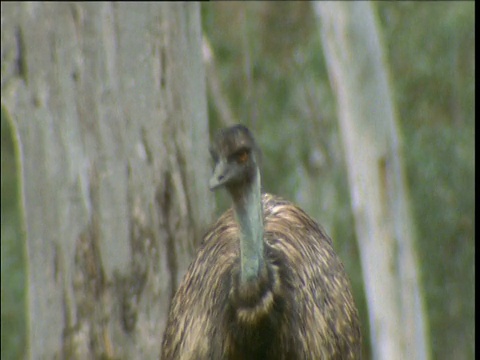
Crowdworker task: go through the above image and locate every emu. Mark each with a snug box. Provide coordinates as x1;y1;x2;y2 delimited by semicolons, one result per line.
161;125;361;359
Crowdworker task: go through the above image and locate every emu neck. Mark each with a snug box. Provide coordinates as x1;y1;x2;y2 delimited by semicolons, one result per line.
229;169;264;284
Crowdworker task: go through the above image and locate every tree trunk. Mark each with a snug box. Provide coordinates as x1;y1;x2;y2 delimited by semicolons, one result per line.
314;3;430;360
1;3;212;359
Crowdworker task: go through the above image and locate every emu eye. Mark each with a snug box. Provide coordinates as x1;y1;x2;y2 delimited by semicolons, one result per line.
235;149;249;164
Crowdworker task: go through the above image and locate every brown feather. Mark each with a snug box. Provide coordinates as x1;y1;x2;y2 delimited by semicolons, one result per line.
161;193;361;359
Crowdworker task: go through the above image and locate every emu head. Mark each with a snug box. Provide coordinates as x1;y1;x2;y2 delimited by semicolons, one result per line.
209;124;261;192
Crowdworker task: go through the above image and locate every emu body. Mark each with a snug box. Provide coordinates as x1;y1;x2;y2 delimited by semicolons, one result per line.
161;125;361;359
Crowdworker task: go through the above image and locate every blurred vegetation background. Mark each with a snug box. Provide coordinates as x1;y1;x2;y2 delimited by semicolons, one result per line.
1;2;474;359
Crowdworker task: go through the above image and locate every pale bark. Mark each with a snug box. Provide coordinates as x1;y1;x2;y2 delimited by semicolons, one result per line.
202;35;236;127
1;3;211;359
314;3;430;360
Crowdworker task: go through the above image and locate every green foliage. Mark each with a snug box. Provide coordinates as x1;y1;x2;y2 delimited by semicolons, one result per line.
378;3;475;358
406;125;474;359
1;107;26;360
378;2;474;129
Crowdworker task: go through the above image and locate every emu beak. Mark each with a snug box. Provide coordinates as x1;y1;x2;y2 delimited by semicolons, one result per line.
209;159;229;191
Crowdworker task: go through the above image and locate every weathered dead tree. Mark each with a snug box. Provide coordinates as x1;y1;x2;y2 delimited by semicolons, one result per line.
314;3;430;359
1;3;211;359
